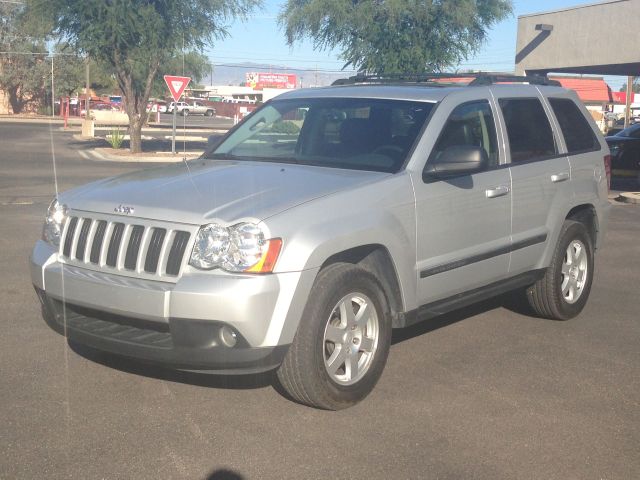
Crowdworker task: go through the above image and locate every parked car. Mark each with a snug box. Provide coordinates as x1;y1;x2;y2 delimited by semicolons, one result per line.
167;101;188;113
605;123;640;180
146;100;167;113
80;102;118;117
179;101;215;117
32;74;610;410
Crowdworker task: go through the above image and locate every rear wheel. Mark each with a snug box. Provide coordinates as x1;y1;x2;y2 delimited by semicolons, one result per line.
181;109;189;117
277;263;391;410
526;220;594;320
205;109;214;117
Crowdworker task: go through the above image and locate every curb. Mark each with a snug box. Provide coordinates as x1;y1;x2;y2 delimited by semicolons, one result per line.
91;147;203;163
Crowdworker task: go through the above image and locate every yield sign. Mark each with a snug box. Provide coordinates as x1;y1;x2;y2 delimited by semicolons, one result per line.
164;75;191;102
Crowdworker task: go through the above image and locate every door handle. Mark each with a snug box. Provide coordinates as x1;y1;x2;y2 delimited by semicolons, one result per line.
485;185;510;198
551;172;569;183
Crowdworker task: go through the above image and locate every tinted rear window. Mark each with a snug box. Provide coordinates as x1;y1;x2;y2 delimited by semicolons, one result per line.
499;98;557;163
549;98;599;153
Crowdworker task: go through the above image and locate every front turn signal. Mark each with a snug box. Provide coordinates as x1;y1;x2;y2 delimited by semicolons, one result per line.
245;238;282;274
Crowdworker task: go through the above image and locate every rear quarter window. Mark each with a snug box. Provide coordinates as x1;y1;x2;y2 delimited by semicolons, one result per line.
549;98;599;153
499;98;557;163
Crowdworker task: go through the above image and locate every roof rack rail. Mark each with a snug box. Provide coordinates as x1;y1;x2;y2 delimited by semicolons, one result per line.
331;73;561;87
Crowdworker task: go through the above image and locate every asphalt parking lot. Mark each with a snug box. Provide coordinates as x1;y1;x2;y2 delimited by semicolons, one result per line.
1;121;638;479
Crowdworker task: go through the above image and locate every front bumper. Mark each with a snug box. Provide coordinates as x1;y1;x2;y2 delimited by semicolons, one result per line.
36;288;288;373
31;240;317;373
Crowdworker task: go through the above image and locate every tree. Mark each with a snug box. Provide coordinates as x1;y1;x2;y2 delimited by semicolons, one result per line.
0;3;49;114
619;78;640;94
30;0;257;153
51;44;117;98
279;0;512;74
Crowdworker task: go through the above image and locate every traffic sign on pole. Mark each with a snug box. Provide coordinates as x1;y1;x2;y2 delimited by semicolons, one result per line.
164;75;191;155
163;75;191;102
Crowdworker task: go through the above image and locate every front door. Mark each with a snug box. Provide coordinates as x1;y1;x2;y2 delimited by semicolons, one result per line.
413;98;511;306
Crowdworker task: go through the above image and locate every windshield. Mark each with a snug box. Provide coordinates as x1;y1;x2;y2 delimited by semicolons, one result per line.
206;97;434;172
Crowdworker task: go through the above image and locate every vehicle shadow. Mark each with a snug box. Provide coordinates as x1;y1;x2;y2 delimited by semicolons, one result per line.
68;292;534;392
391;291;534;345
68;340;275;390
204;468;244;480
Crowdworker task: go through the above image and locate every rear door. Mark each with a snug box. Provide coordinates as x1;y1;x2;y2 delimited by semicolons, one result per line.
494;90;572;275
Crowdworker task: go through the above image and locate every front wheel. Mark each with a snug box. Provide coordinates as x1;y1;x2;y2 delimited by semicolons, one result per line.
526;220;594;320
277;263;391;410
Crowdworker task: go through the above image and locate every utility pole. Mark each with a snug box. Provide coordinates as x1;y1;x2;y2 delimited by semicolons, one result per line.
624;76;633;129
81;56;94;137
85;57;90;115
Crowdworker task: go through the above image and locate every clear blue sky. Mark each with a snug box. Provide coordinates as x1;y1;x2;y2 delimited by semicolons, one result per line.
206;0;626;90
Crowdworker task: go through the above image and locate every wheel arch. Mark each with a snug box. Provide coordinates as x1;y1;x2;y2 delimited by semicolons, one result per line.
320;245;405;327
565;203;598;248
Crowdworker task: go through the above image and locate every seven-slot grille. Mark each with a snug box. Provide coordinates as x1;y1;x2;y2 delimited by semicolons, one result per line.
60;215;193;279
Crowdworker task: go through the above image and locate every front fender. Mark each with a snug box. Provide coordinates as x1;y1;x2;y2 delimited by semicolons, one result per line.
265;173;418;312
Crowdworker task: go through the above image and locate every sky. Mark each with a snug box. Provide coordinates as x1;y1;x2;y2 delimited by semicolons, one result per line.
205;0;627;90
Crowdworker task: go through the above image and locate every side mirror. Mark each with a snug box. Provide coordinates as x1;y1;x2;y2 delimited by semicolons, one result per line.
423;145;489;179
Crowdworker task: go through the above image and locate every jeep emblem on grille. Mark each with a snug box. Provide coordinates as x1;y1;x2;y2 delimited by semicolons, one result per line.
114;204;135;215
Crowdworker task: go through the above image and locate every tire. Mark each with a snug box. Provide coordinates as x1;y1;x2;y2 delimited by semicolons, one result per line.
205;110;214;117
526;220;594;320
277;263;392;410
181;109;189;117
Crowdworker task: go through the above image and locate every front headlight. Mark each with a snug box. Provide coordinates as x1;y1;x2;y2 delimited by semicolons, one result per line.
189;222;282;273
42;199;68;246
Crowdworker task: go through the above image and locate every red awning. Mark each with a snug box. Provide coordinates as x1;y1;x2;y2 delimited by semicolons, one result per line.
550;77;611;103
612;91;637;104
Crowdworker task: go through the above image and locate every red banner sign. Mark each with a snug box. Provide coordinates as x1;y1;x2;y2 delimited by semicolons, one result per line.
246;72;297;90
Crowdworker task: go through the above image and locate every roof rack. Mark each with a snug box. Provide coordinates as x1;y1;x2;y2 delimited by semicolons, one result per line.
331;73;561;87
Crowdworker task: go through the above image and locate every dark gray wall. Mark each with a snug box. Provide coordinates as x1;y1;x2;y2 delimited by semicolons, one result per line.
515;0;640;76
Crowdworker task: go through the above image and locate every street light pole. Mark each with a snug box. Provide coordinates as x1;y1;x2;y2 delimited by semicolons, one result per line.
50;55;54;117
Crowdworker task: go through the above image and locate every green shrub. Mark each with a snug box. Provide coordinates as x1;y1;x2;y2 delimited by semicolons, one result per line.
107;128;125;149
268;120;300;135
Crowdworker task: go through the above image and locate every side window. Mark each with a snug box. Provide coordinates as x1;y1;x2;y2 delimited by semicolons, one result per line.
549;98;599;153
499;98;557;163
429;100;499;169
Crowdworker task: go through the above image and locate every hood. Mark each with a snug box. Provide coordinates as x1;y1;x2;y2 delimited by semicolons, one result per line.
60;160;386;225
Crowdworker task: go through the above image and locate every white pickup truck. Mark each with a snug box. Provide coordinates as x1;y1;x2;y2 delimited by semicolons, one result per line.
168;101;215;117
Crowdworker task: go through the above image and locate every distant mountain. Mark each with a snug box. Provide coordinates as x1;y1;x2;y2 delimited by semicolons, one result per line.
204;62;357;88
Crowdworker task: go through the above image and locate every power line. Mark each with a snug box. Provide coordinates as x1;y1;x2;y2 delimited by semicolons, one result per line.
0;50;78;56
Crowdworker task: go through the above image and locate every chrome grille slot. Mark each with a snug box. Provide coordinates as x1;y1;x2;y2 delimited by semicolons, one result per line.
63;217;78;258
144;228;166;274
74;218;92;261
90;220;107;264
59;213;195;282
166;231;191;276
106;223;125;267
124;225;144;270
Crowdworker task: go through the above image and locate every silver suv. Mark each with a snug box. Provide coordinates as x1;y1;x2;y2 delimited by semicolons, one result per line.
31;74;611;410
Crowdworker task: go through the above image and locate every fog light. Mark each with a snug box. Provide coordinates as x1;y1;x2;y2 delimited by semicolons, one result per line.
219;326;238;347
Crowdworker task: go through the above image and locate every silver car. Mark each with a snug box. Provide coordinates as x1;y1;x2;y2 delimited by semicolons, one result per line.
31;75;611;409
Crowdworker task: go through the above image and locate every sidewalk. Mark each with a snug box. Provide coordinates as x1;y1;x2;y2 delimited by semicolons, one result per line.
0;114;231;133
